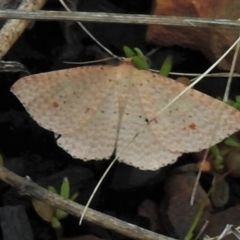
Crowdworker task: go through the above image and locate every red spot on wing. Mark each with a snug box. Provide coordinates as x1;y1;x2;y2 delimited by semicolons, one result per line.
189;123;196;130
52;101;59;108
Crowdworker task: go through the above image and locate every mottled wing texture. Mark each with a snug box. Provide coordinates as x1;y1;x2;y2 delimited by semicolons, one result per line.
57;81;124;160
11;65;121;160
11;60;240;170
129;67;240;153
113;76;181;169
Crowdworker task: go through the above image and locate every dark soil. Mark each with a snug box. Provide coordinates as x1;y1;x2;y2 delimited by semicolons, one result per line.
1;0;240;240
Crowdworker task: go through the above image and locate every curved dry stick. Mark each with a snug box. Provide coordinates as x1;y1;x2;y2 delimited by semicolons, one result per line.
0;0;47;59
0;165;176;240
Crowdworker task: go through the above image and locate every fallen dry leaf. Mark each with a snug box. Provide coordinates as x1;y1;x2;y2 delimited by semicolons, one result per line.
147;0;240;72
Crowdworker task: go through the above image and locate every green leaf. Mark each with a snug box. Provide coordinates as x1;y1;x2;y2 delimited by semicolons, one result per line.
56;209;68;220
224;136;240;147
132;56;149;70
60;177;70;199
215;164;224;170
159;55;173;77
233;102;240;109
210;145;224;170
236;96;240;103
70;192;79;201
210;145;221;158
123;46;149;69
51;217;62;229
234;101;240;110
133;48;145;59
184;231;193;240
226;99;235;106
133;48;149;70
48;186;58;194
225;96;240;110
123;46;136;58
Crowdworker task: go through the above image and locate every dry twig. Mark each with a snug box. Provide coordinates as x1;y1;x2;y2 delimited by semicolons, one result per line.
0;10;239;31
0;0;47;59
0;165;176;240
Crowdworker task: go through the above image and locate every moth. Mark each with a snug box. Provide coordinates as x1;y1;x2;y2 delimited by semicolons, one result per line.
11;59;240;170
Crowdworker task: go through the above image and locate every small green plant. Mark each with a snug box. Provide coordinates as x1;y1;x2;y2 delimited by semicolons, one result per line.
159;55;173;76
123;46;173;76
224;135;240;148
123;46;149;70
32;177;78;240
226;95;240;110
210;145;224;170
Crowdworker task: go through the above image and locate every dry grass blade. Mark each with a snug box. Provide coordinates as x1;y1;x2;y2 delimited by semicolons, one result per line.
0;60;28;73
205;225;240;240
231;226;240;240
59;0;117;58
